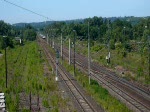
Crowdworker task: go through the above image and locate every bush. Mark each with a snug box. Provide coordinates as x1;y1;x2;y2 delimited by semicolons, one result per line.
110;39;115;50
91;45;103;52
118;48;127;58
115;42;123;50
23;29;36;41
91;79;99;86
124;43;132;52
43;100;49;108
137;67;143;77
99;55;103;60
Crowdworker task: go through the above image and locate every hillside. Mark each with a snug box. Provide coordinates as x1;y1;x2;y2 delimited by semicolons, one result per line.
13;19;84;29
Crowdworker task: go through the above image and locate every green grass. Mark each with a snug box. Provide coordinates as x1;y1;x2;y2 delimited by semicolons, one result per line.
0;41;69;111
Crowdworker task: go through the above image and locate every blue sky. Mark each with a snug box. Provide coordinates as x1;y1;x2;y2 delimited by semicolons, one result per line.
0;0;150;24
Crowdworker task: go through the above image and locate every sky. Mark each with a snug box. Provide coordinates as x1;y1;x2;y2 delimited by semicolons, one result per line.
0;0;150;24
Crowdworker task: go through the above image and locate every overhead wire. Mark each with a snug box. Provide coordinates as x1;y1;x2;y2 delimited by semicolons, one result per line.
1;0;54;21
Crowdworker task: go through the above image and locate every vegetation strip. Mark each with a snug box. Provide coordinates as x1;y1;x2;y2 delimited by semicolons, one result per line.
0;41;69;111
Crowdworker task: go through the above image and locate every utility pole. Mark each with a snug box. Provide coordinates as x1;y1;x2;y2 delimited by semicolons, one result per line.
47;33;49;44
5;39;7;88
61;32;63;62
52;35;55;49
143;25;150;80
124;26;126;42
50;27;52;47
45;21;48;44
108;20;111;64
3;36;7;88
56;49;59;81
98;27;100;45
69;38;71;65
5;42;7;88
88;22;91;85
148;36;150;79
73;30;76;77
52;35;54;48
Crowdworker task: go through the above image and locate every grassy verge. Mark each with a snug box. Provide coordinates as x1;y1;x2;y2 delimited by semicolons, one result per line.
0;41;69;111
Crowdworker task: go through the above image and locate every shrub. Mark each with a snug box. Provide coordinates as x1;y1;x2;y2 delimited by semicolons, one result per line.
110;39;115;50
120;48;127;58
124;43;132;52
91;45;103;52
91;79;99;86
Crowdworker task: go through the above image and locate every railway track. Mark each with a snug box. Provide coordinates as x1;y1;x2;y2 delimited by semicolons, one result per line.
38;38;103;112
54;43;150;112
91;72;150;112
60;44;149;93
58;65;95;112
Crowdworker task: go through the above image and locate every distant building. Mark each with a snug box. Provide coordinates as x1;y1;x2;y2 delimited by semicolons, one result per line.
0;54;3;58
15;37;22;44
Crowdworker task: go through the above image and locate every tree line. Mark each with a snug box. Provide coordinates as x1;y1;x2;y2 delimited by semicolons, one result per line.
44;16;150;53
0;20;37;51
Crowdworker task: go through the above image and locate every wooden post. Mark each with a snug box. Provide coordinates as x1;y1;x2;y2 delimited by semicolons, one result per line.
29;91;31;110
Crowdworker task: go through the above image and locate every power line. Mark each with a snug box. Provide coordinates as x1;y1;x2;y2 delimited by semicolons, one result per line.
1;0;53;20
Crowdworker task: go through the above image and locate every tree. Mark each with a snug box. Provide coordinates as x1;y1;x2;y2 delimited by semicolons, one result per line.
0;36;14;49
23;29;36;41
0;20;11;36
